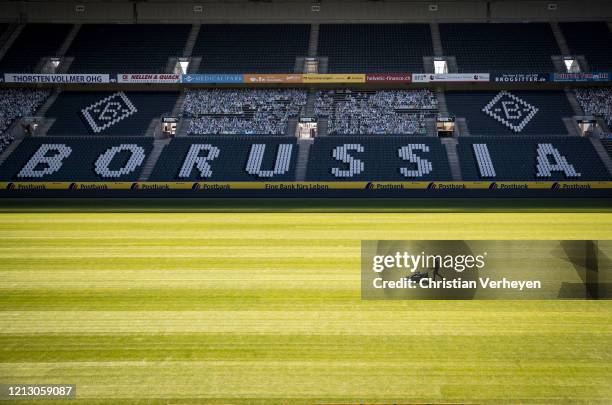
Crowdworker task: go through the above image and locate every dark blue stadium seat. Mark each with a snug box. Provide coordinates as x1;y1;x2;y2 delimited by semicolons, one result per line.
602;140;612;159
305;137;452;181
318;24;432;73
0;137;153;181
457;136;611;181
0;24;72;73
66;24;190;74
439;23;559;73
149;137;298;181
445;90;574;135
193;24;309;73
560;22;612;71
45;91;179;136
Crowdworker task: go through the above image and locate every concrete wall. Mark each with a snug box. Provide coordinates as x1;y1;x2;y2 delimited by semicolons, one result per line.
490;0;612;21
137;1;487;23
25;1;133;23
0;0;610;24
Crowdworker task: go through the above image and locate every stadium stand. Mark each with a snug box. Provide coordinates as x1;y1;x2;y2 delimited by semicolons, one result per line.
66;24;190;74
0;89;50;154
0;24;72;73
318;24;432;73
44;91;179;136
315;90;437;135
305;136;452;181
575;87;612;127
439;23;560;73
560;22;612;71
184;89;306;135
445;90;574;135
0;136;153;181
193;24;309;73
149;137;298;181
0;19;609;191
457;136;611;181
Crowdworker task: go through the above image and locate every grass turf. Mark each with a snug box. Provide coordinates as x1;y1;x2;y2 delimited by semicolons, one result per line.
0;212;611;404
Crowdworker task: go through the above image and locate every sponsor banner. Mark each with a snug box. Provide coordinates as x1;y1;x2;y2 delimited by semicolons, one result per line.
243;74;303;84
1;182;196;191
365;182;431;190
130;182;194;190
189;182;364;191
412;73;490;83
117;73;180;84
69;182;133;191
365;73;412;83
2;181;612;191
4;73;109;84
550;72;611;82
302;74;366;83
492;73;549;83
361;240;612;300
2;182;68;191
181;74;244;84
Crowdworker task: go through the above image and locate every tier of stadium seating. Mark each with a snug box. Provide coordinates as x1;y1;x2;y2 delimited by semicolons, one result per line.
149;137;298;181
66;24;190;74
318;24;432;73
0;87;591;140
0;24;71;73
193;24;309;73
44;91;179;136
457;136;610;181
0;137;153;181
560;22;612;71
305;137;452;181
439;23;560;73
315;90;437;135
0;22;610;74
183;89;306;135
2;134;611;182
445;90;574;135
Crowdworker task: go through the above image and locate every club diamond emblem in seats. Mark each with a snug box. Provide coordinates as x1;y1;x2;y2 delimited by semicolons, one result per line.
482;91;538;132
81;92;137;133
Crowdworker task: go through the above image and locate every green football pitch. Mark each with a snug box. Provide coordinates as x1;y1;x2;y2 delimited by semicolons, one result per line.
1;202;611;404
